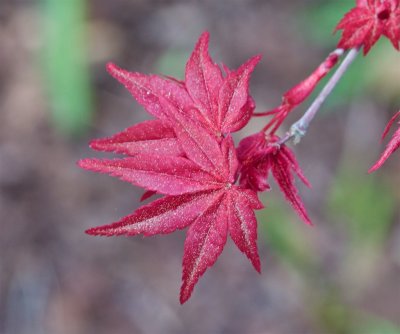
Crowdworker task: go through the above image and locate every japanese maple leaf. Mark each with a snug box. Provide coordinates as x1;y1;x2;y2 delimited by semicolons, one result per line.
369;111;400;172
237;132;312;225
335;0;400;55
79;32;263;304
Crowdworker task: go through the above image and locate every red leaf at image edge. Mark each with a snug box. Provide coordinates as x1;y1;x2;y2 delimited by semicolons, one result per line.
369;111;400;172
335;0;400;55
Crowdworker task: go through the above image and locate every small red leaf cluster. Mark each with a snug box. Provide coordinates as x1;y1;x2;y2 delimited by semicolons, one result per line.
335;1;400;170
237;133;312;225
79;32;312;303
369;111;400;172
336;0;400;54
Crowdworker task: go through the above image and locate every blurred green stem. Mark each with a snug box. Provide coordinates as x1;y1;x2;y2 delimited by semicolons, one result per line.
41;0;92;137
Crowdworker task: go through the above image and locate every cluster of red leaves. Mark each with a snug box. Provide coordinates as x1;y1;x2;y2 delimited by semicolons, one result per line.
79;32;312;303
336;0;400;54
369;111;400;172
335;1;400;169
237;133;312;225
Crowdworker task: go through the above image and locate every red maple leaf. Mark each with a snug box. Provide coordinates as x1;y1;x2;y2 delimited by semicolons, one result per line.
335;0;400;55
79;32;263;303
237;132;312;225
369;110;400;172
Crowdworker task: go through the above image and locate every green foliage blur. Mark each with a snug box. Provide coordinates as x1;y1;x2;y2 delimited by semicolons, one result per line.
41;0;92;137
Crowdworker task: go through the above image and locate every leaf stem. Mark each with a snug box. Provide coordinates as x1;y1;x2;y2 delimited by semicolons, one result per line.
278;47;360;145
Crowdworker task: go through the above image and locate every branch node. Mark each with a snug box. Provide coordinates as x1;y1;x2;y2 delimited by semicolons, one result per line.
290;122;307;145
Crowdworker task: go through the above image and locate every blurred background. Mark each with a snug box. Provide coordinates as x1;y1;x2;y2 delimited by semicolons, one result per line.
0;0;400;333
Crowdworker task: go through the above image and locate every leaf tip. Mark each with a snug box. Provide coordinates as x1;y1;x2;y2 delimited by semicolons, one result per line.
254;261;261;274
303;179;312;189
106;62;130;83
199;30;210;43
106;62;119;74
88;138;104;151
245;54;263;70
77;158;92;170
253;54;263;62
85;224;124;237
368;160;383;173
306;219;314;227
179;285;192;305
85;227;104;236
